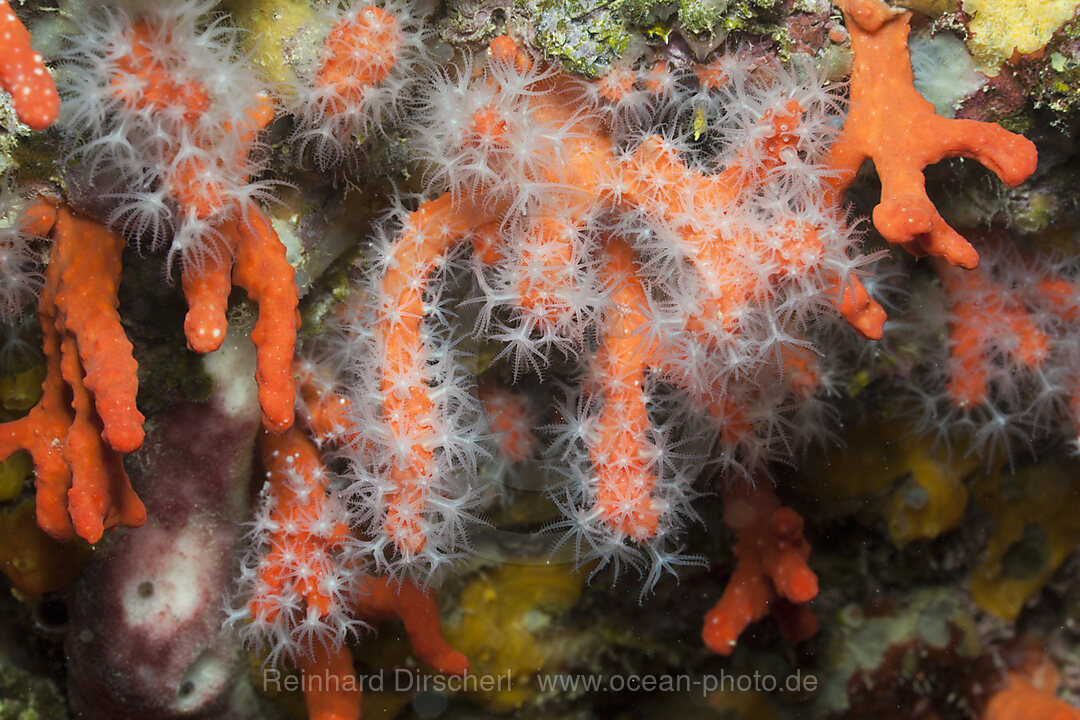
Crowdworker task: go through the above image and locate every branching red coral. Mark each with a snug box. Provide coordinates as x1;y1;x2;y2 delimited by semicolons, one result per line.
251;426;351;627
360;36;884;565
290;0;1043;665
350;576;470;677
0;0;59;130
587;236;663;538
702;483;818;655
623;119;886;339
181;207;299;434
295;576;469;720
921;230;1080;456
27;0;1052;683
935;258;1048;409
115;20;298;433
479;379;540;463
828;0;1038;269
316;7;401;108
61;2;299;435
287;0;429;167
104;17;277;225
0;199;145;543
251;423;467;720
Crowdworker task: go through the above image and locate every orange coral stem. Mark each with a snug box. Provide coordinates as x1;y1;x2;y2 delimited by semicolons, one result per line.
317;6;402;105
50;208;145;454
589;237;662;539
828;0;1038;269
256;422;467;720
182;205;299;434
110;20;210;121
935;256;1048;408
626;133;885;338
478;380;538;463
0;202;145;543
377;194;477;555
297;643;362;720
297;576;468;720
0;0;59;130
703;482;818;655
232;208;299;433
982;644;1080;720
351;576;470;676
254;426;349;621
0;291;77;540
984;675;1080;720
181;246;232;354
22;196;58;237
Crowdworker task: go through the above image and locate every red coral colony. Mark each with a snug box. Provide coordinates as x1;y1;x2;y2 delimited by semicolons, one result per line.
1;0;1080;718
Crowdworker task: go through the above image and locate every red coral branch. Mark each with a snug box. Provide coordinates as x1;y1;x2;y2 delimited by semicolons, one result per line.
296;576;469;720
931;230;1080;447
703;483;818;654
0;200;145;543
102;14;297;434
349;576;470;677
251;426;351;625
254;424;467;720
829;0;1038;269
984;674;1080;720
588;236;663;539
0;0;58;130
626;131;885;338
182;205;299;434
936;258;1048;408
294;644;362;720
367;37;888;560
374;194;476;556
50;209;144;454
479;380;539;464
